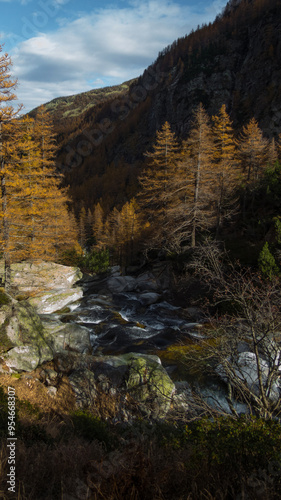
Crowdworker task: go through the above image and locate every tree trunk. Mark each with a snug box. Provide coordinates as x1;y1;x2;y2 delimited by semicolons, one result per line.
1;163;11;290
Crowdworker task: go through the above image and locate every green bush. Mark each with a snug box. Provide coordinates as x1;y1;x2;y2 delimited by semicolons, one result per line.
71;410;116;450
79;248;110;273
258;241;279;279
186;416;281;472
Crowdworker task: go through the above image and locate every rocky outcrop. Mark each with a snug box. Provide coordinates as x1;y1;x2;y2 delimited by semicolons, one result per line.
28;287;83;314
0;299;53;372
0;261;86;372
106;265;171;298
0;298;92;372
53;351;175;420
7;260;82;293
3;260;84;314
216;350;281;404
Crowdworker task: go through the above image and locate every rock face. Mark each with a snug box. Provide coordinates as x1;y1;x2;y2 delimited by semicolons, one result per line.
28;288;83;314
0;261;86;372
106;267;171;297
217;351;281;404
4;260;84;314
58;351;175;419
0;299;92;372
7;260;82;293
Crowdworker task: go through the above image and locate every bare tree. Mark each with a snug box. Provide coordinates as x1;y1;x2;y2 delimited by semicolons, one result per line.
185;239;281;419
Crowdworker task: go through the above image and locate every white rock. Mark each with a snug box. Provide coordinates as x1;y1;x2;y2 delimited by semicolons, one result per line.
28;287;83;314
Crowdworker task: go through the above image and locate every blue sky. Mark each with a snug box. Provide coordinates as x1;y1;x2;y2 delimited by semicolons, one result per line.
0;0;227;112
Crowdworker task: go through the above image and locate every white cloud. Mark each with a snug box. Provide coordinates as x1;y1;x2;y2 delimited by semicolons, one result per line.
11;0;226;111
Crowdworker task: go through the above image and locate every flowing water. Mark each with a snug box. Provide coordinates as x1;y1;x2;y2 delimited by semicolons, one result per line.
55;269;249;415
61;273;202;359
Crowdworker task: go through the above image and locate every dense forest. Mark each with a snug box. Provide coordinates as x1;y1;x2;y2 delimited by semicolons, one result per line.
2;0;281;275
22;0;279;275
74;105;281;274
41;0;281;225
0;48;79;289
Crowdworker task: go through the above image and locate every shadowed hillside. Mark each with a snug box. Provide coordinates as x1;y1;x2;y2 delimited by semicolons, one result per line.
31;0;281;219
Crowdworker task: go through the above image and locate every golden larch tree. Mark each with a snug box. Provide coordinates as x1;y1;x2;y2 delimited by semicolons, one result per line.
238;117;269;218
167;103;215;248
92;202;105;250
212;104;240;236
138;121;180;248
0;45;23;288
238;118;268;183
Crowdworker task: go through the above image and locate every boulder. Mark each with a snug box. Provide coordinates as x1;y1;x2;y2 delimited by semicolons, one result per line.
28;287;83;314
42;317;92;354
0;260;83;314
217;351;281;403
60;352;175;419
0;300;53;371
1;344;53;373
107;276;137;294
134;272;159;292
139;292;161;305
6;260;82;293
123;353;175;418
0;299;91;373
1;300;50;349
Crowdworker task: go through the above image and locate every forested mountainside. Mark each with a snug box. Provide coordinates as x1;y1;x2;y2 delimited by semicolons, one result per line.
33;0;281;218
29;80;135;149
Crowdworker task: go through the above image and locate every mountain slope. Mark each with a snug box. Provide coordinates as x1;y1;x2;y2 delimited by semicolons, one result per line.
37;0;281;214
41;79;135;121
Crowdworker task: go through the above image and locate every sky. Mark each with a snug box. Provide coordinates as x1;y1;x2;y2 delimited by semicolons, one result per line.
0;0;227;112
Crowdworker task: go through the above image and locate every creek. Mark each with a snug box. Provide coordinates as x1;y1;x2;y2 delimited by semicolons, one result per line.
51;267;248;416
58;269;201;359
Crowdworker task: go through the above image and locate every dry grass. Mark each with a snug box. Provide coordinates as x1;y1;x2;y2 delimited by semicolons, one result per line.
0;371;280;500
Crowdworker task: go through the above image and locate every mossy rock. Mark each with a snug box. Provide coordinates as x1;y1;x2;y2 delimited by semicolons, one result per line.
0;289;12;306
124;353;175;418
158;343;196;363
2;345;53;373
0;317;16;353
0;300;53;370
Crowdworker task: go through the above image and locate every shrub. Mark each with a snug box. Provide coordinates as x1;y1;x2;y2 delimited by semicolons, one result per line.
71;410;116;450
258;241;279;279
79;248;110;273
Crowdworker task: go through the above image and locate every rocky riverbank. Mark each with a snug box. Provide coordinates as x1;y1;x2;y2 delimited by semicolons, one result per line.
1;259;280;423
0;260;193;421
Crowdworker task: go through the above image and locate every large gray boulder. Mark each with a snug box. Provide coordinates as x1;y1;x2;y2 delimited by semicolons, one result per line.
107;276;137;294
0;260;84;314
66;352;175;419
27;288;83;314
0;300;54;371
0;299;91;373
217;351;281;403
125;353;175;418
2;345;53;373
42;317;92;354
7;260;82;293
